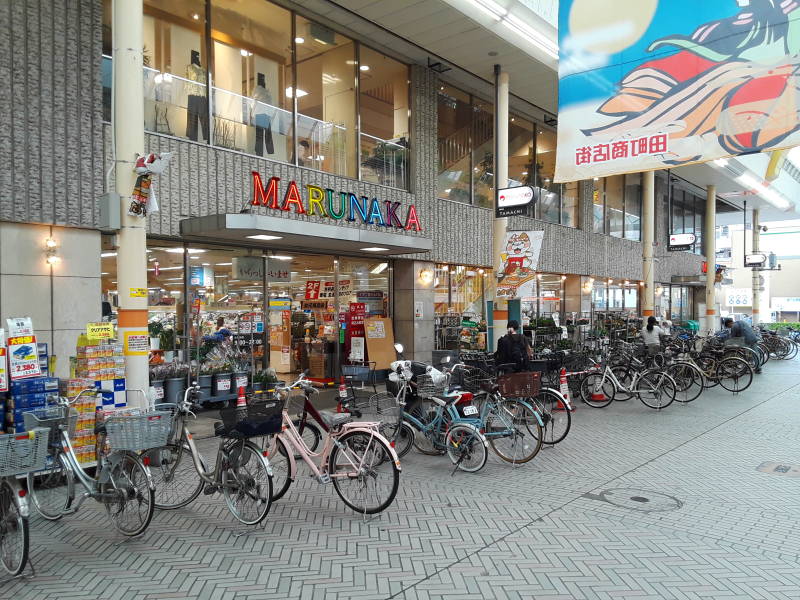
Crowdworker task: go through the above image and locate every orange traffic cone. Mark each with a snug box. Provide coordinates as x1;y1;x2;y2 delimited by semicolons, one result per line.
236;386;247;408
337;376;347;412
556;367;574;411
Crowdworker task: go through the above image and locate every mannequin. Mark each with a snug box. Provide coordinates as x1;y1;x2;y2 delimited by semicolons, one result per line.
185;49;209;141
252;72;274;156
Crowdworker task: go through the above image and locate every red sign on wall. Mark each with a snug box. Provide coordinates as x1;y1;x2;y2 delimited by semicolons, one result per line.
304;280;321;300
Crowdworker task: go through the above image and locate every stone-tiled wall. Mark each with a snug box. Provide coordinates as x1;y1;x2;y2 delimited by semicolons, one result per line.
0;0;104;228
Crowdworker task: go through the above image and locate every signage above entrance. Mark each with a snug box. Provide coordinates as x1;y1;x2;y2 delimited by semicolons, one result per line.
496;186;537;218
744;253;767;267
668;233;696;252
250;171;422;231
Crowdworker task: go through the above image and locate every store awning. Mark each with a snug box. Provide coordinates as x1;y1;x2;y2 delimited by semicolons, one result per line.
179;213;431;256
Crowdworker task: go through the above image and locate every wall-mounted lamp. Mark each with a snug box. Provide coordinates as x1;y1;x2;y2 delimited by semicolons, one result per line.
639;281;645;286
478;268;485;274
419;268;434;285
561;275;567;281
44;237;60;266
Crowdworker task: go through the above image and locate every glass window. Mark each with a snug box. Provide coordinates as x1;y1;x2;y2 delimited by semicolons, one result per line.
295;16;357;178
535;129;561;223
508;116;534;188
592;182;604;233
358;47;409;189
539;274;563;318
624;173;642;241
450;266;486;315
694;198;704;255
672;189;686;235
210;0;292;160
605;175;624;238
437;85;472;203
562;181;579;228
142;0;208;141
434;265;451;315
472;98;494;209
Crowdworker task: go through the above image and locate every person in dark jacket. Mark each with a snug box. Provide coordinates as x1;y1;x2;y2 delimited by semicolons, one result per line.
723;317;761;373
495;320;531;372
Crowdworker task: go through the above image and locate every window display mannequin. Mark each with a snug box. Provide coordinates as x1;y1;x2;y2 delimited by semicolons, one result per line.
185;49;209;142
251;72;274;156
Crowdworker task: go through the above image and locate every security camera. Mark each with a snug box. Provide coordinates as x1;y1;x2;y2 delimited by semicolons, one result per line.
760;225;768;232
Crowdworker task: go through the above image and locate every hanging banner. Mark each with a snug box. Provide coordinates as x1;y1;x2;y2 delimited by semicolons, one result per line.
496;231;544;299
555;1;800;182
5;317;41;380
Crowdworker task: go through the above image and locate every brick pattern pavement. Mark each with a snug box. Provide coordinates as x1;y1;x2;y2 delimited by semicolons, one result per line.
4;359;800;599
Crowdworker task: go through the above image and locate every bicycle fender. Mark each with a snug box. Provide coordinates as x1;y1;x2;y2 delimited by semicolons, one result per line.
343;425;402;470
450;422;488;447
542;387;571;412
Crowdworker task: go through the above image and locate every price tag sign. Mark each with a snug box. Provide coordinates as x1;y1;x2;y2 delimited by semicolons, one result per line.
0;330;8;392
87;322;114;340
7;334;42;380
130;287;148;298
124;331;150;356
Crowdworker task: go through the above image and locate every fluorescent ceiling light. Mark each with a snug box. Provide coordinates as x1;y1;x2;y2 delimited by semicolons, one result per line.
295;36;305;44
216;262;232;266
361;247;389;252
370;262;389;274
202;263;210;266
270;255;293;260
190;256;200;259
285;87;308;98
101;252;117;258
147;266;182;272
359;65;370;71
246;234;283;241
164;247;206;253
497;9;559;60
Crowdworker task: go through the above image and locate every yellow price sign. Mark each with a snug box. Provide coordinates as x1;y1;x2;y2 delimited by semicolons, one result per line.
129;287;148;298
86;322;114;340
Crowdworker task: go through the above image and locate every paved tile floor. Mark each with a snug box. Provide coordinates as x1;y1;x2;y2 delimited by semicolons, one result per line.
5;358;800;599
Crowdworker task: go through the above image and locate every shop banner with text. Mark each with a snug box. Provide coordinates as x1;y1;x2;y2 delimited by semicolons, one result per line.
496;231;543;300
556;1;800;182
5;317;41;380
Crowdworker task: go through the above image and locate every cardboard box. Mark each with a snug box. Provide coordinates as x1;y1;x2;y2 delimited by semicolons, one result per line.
10;377;60;395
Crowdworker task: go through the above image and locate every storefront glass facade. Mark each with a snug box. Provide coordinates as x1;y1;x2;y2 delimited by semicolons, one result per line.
433;264;490;350
102;0;410;189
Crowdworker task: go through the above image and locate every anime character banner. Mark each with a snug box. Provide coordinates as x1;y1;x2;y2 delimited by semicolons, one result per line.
555;0;800;182
496;231;544;299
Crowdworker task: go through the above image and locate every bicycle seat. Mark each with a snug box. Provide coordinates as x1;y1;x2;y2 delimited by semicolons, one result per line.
319;410;352;428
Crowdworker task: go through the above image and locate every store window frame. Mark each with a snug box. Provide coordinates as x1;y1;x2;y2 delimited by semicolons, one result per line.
593;175;642;239
668;180;706;255
102;1;410;191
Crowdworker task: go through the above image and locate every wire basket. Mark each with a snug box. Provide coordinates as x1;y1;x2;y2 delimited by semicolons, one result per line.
415;374;447;399
218;398;285;438
454;366;494;394
23;406;79;449
352;392;402;422
496;372;541;398
0;428;51;477
104;411;174;451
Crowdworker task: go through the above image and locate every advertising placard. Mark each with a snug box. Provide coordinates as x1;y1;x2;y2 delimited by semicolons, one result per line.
87;322;115;340
5;317;41;380
496;186;536;218
496;231;544;299
0;329;8;392
124;331;150;356
304;280;321;300
556;1;800;182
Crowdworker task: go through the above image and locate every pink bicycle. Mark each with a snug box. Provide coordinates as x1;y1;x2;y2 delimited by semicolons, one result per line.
266;373;400;515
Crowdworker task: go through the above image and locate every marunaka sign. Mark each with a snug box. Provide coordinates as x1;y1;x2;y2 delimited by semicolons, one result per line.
250;171;422;231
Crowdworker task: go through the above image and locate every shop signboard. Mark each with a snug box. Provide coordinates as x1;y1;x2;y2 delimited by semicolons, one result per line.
725;288;752;307
0;329;8;392
496;186;537;218
744;253;767;268
239;313;264;334
86;322;114;340
356;291;384;314
5;317;41;380
231;256;292;282
555;1;800;182
668;233;696;252
496;231;544;299
189;266;214;287
772;297;800;311
304;281;321;300
268;297;292;311
319;280;352;299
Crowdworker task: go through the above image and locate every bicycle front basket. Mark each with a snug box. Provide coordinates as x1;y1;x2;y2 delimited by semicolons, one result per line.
104;411;174;451
219;398;285;438
23;406;79;449
496;372;541;397
416;374;446;399
0;428;50;477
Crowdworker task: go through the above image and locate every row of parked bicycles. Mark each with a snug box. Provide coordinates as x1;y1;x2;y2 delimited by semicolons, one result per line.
2;326;794;577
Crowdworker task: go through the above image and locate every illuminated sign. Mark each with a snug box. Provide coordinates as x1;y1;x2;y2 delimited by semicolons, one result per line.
496;186;537;217
250;171;422;231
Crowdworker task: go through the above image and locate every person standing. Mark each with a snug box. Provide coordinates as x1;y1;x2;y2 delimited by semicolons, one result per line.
640;316;664;355
495;320;532;373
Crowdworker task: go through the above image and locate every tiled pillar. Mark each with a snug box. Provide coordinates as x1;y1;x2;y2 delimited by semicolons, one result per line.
392;259;434;364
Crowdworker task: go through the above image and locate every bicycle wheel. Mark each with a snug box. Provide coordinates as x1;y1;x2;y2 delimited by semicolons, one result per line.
445;424;488;473
610;366;633;401
27;453;73;520
666;362;703;403
530;389;571;444
579;373;615;408
717;357;753;393
269;435;293;502
292;420;321;456
408;400;446;455
221;442;272;525
103;452;155;537
0;480;28;576
386;421;414;459
636;371;676;410
144;443;204;510
696;357;720;388
329;430;399;514
486;399;542;463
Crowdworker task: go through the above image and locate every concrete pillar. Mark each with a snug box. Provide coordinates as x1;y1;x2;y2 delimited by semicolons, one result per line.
705;185;717;333
392;259;434;364
113;0;149;403
752;207;760;325
641;171;655;317
490;66;509;350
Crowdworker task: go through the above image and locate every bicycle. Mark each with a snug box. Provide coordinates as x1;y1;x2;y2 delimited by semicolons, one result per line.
402;366;490;473
266;373;400;514
143;385;275;525
0;428;49;577
580;356;677;409
25;390;161;536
